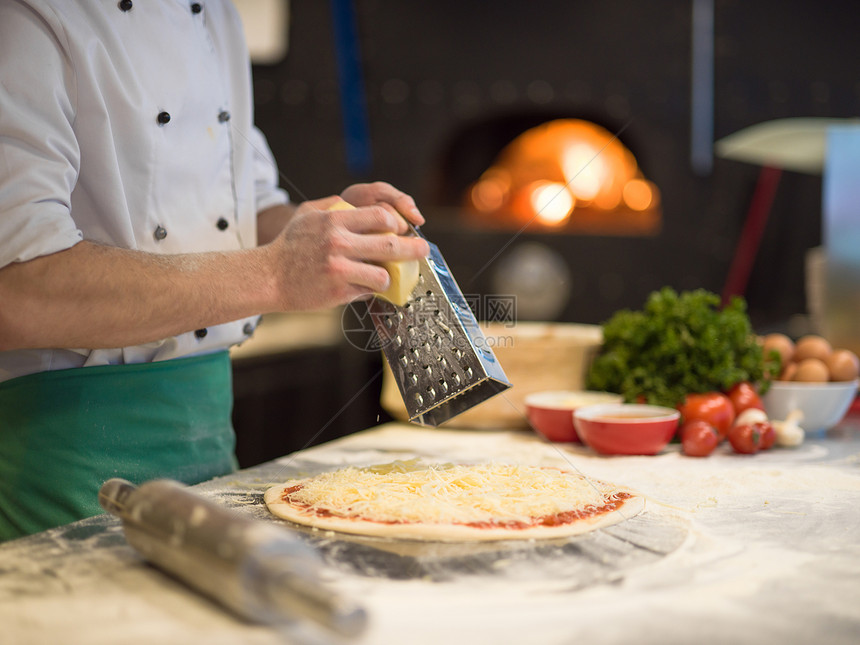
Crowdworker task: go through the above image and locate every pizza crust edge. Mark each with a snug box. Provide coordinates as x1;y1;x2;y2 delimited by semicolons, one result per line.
263;478;645;542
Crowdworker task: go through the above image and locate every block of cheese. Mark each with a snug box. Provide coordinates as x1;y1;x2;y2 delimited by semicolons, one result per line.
328;199;419;305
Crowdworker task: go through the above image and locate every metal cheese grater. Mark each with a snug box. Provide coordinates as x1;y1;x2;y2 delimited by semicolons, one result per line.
368;225;512;426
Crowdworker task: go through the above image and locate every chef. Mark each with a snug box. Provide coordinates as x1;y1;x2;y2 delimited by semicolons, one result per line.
0;0;428;541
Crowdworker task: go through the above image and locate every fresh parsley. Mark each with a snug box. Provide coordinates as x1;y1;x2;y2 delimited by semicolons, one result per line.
586;288;780;408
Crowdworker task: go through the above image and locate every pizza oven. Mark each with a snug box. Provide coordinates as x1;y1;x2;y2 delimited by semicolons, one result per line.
420;111;669;322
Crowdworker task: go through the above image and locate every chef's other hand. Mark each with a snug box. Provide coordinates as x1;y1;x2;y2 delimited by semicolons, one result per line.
340;181;425;229
269;195;429;311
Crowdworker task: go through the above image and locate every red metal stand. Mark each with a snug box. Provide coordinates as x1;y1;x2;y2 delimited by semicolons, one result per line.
721;165;783;306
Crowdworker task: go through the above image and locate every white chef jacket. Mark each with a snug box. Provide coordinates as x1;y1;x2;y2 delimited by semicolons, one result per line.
0;0;289;383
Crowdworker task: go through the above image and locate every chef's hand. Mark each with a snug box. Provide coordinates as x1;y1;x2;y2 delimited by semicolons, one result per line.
269;195;429;311
257;182;423;247
339;181;425;228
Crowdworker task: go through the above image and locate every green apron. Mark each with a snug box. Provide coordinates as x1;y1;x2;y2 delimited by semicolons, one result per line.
0;351;237;541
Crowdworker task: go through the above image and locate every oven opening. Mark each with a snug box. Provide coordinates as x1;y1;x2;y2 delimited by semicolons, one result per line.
462;118;661;235
430;113;661;237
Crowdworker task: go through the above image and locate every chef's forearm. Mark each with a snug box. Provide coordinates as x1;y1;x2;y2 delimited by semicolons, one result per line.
257;202;298;245
0;241;279;351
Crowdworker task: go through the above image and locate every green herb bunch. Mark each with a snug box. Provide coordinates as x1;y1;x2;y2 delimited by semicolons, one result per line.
586;288;780;408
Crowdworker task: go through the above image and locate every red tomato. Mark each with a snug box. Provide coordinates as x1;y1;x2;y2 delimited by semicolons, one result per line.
727;423;762;454
756;421;776;450
726;382;765;416
680;420;719;457
678;392;736;439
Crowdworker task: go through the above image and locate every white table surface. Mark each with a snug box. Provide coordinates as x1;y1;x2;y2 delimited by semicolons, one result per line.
3;417;860;645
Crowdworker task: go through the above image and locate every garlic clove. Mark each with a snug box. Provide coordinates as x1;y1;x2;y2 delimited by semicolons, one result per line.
773;409;805;447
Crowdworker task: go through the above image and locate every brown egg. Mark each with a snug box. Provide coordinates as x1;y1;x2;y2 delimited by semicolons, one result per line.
779;362;797;381
793;357;830;382
762;333;795;366
793;335;832;363
826;349;860;382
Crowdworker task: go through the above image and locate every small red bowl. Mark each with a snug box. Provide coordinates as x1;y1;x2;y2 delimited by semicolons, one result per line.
524;391;623;442
573;403;680;455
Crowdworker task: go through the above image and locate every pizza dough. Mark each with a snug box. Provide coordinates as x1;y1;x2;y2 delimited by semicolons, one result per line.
264;461;644;542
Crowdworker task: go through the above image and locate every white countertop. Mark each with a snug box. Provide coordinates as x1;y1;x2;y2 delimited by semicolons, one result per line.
3;419;860;645
230;310;343;360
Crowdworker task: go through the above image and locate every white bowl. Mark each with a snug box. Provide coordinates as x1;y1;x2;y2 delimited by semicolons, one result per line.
762;379;858;432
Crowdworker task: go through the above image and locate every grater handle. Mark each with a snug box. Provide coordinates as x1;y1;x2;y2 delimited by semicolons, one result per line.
405;220;426;240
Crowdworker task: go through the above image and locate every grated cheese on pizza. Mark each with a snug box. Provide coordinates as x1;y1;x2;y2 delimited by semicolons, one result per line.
282;461;622;526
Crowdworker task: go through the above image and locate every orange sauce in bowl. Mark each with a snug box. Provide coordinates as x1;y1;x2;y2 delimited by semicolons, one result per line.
595;412;669;420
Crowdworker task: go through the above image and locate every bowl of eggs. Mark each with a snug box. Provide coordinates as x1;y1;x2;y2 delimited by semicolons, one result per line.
761;333;859;432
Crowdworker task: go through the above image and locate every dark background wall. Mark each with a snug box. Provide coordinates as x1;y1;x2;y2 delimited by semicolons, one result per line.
251;0;859;329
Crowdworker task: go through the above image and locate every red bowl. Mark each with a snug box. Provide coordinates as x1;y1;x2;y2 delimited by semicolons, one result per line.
524;391;623;442
573;403;680;455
